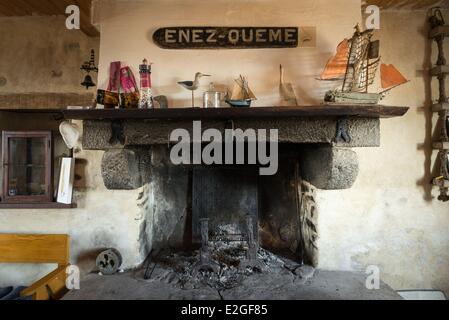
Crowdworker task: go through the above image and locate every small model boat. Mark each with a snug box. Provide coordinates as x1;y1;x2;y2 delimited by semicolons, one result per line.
226;75;257;107
320;24;408;104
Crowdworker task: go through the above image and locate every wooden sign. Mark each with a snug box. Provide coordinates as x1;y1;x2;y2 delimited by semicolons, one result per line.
153;27;301;49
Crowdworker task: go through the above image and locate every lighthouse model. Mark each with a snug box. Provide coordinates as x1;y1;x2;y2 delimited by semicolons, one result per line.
139;58;154;109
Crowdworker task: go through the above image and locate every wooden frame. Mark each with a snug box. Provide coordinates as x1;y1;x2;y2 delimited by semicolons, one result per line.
2;131;53;203
153;27;299;49
0;234;70;300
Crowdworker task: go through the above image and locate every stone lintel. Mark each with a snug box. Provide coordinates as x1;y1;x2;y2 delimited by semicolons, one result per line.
82;117;380;150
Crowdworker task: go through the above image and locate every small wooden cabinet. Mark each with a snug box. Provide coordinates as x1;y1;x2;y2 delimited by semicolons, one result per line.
2;131;53;203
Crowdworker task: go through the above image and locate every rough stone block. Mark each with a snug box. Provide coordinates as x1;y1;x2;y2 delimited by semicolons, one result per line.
83;120;121;150
126;120;227;146
234;117;379;147
82;117;380;150
101;148;149;190
299;146;359;190
342;117;380;148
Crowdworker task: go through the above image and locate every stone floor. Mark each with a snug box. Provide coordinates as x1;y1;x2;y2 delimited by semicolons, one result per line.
64;247;401;300
64;269;401;300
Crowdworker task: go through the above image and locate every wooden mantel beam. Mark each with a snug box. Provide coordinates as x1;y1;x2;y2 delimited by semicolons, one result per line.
62;105;409;120
0;105;409;120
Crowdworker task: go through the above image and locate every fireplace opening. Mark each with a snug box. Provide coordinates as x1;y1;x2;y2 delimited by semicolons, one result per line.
141;144;319;286
190;147;318;263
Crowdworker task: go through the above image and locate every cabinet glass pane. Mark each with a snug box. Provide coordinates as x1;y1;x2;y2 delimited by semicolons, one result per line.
7;137;47;196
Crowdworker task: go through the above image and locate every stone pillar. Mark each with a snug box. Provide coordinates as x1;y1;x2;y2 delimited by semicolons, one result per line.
101;148;150;190
299;146;359;190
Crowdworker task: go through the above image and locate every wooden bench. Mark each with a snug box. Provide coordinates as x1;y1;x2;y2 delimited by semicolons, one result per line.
0;234;70;300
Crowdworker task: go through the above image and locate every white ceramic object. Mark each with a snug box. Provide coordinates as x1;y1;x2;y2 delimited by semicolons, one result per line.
59;121;81;150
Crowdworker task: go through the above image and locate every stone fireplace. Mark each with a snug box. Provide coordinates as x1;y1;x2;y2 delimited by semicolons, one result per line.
71;105;407;270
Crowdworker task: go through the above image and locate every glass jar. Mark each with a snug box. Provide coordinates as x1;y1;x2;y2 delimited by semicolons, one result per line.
203;83;222;108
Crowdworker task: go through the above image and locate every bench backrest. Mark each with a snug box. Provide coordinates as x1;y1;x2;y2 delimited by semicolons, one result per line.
0;234;69;266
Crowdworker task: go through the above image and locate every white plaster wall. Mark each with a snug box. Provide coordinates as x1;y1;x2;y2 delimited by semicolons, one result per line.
94;0;361;107
1;0;449;297
92;0;449;294
318;10;449;295
0;146;144;286
0;16;99;94
0;17;143;287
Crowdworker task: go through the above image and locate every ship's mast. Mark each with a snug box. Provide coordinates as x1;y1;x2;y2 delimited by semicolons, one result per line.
341;25;360;93
365;42;370;93
342;24;379;94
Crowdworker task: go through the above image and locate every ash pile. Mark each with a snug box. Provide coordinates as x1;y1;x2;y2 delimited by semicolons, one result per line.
143;241;315;291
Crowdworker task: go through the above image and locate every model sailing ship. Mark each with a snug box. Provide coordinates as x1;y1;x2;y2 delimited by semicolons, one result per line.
226;75;257;107
320;24;408;104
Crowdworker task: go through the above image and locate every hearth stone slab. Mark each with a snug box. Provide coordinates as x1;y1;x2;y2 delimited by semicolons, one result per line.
82;118;380;150
62;270;401;300
299;146;359;190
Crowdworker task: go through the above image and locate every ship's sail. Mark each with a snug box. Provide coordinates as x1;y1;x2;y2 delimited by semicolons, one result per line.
342;28;380;93
380;63;408;92
230;76;257;100
320;39;350;80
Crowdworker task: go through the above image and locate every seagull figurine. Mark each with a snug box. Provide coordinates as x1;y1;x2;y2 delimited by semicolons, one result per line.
178;72;211;107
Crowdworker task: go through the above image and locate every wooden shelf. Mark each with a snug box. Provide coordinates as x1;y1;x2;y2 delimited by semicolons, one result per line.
430;65;449;76
61;105;409;121
0;202;77;209
0;108;64;114
432;102;449;112
0;105;409;121
429;26;449;39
